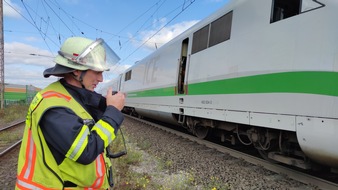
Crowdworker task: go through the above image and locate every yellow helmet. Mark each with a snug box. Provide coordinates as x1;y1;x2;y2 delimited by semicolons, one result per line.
44;37;120;78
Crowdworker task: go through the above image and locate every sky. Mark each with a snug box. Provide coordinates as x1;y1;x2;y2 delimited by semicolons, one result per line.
3;0;230;90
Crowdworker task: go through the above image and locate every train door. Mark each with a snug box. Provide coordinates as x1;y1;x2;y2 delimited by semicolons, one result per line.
177;38;189;94
117;73;123;91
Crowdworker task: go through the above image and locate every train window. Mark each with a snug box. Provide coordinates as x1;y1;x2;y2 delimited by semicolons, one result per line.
192;11;233;54
271;0;325;23
271;0;301;23
125;70;132;81
191;25;209;54
209;11;233;48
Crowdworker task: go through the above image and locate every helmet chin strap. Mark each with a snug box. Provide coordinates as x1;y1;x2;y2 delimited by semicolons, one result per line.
72;70;87;89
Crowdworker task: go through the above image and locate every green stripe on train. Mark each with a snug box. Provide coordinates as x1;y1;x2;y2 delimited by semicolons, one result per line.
128;86;175;97
127;71;338;97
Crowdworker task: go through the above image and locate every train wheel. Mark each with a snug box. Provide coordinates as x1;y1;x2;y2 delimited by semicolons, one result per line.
194;125;209;139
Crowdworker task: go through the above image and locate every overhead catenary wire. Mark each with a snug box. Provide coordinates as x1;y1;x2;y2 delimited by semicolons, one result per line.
36;0;144;44
115;0;197;67
40;0;70;43
37;0;76;41
19;0;61;53
6;0;199;74
120;0;196;55
116;0;168;49
4;0;57;55
59;0;196;50
4;51;54;58
114;0;166;37
47;0;86;37
27;0;63;44
106;0;198;76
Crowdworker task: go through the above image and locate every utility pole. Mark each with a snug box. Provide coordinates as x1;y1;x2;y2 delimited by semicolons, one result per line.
0;0;4;109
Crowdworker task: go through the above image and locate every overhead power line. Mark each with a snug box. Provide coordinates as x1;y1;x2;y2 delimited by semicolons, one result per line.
4;51;54;58
4;0;58;55
5;0;198;76
117;0;197;66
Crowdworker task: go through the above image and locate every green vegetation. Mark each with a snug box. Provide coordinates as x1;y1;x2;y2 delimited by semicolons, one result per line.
205;176;230;190
0;127;23;143
110;128;228;190
0;105;227;189
0;105;28;125
109;129;195;189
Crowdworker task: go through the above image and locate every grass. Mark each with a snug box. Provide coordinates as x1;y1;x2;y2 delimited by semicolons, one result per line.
110;126;232;190
0;105;227;189
0;129;23;143
0;105;28;125
109;127;210;190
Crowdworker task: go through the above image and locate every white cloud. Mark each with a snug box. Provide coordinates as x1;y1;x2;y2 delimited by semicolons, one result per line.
5;64;57;88
133;19;199;50
5;42;55;67
102;64;131;81
24;36;42;42
4;41;130;89
3;0;22;18
4;42;56;88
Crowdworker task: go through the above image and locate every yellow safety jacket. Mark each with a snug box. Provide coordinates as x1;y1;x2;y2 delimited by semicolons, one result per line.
16;81;115;189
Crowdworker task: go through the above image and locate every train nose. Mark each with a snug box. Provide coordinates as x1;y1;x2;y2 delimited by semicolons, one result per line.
296;116;338;168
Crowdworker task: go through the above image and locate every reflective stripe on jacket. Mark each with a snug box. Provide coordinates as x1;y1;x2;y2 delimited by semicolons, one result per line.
16;81;114;189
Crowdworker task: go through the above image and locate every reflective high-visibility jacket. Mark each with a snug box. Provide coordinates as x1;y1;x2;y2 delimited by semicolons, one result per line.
16;81;118;189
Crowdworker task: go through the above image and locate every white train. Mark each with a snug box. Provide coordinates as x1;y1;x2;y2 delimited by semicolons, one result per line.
103;0;338;171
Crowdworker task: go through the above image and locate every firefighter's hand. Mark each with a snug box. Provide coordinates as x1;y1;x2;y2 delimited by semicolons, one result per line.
106;88;125;111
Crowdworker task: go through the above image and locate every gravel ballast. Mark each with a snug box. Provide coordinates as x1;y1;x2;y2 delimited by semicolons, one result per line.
122;117;319;190
0;117;319;189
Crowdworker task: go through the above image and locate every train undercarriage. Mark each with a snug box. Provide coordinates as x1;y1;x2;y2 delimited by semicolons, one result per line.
175;114;326;171
124;107;329;171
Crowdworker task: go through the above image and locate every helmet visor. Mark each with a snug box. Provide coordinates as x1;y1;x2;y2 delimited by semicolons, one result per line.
61;38;120;71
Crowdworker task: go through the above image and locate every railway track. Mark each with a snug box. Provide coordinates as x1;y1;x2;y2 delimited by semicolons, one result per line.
1;117;337;189
0;120;25;157
126;115;338;190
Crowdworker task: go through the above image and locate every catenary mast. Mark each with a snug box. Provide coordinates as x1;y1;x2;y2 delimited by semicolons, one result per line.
0;0;4;110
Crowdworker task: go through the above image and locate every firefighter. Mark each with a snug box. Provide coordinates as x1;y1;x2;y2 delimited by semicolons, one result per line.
16;37;125;189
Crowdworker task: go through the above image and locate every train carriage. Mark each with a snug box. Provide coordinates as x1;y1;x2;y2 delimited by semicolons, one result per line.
103;0;338;171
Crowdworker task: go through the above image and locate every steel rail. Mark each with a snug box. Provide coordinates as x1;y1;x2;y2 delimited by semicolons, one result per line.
0;139;22;157
0;120;25;132
126;115;338;190
0;120;25;157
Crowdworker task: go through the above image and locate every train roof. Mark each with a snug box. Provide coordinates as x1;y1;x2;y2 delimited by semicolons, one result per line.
125;0;240;71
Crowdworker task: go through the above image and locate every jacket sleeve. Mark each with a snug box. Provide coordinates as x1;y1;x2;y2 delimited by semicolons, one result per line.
40;106;124;165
